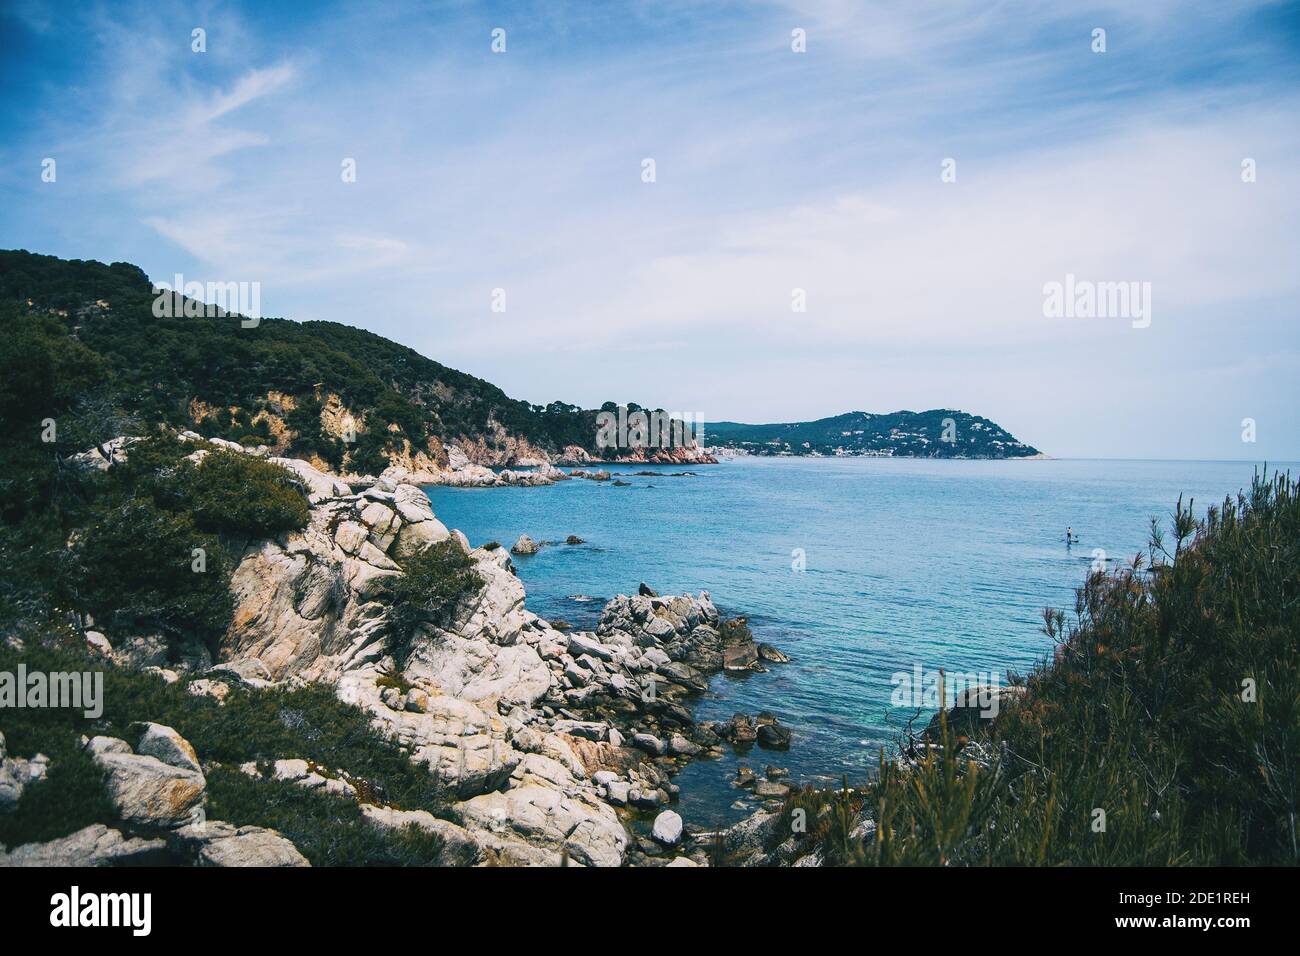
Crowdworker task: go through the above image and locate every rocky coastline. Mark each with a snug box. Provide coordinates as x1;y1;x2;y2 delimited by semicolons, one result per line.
2;437;787;867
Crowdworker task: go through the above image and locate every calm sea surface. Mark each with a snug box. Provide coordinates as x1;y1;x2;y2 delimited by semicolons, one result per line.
425;457;1290;828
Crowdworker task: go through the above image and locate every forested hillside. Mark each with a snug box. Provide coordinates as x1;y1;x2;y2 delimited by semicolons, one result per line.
0;250;667;476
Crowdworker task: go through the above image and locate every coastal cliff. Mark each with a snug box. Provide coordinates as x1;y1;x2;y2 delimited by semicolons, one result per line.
0;250;712;480
0;438;787;866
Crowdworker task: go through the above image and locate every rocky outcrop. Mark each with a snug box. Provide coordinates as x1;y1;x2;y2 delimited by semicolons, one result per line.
222;467;451;682
170;821;309;867
47;439;788;867
0;824;170;866
93;743;206;829
1;722;307;867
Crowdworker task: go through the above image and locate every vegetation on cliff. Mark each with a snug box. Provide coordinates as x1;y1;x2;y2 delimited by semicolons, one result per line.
0;431;310;654
382;540;485;667
0;249;696;476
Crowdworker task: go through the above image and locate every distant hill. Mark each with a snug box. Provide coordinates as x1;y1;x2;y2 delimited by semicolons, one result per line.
705;410;1039;459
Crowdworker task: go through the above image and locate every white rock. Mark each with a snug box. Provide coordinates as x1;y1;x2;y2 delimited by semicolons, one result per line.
567;632;614;661
334;521;369;555
186;679;230;703
0;824;167;866
93;751;206;828
605;781;630;806
268;457;351;501
652;810;683;845
633;733;664;756
84;630;112;656
393;516;451;558
456;783;627;867
173;820;308;867
86;735;132;757
135;723;202;774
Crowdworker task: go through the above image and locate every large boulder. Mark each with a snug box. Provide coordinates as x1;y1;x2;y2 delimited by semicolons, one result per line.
92;739;206;829
510;534;539;556
135;723;202;774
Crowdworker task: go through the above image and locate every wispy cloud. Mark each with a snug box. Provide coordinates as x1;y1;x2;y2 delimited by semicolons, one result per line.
1;0;1297;459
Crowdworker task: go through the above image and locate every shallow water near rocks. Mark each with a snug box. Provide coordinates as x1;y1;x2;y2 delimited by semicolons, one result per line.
425;457;1287;829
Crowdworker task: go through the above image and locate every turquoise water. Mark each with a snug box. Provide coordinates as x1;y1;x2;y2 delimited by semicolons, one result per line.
424;457;1288;828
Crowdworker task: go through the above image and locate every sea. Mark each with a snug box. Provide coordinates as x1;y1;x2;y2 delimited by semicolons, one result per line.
424;456;1290;829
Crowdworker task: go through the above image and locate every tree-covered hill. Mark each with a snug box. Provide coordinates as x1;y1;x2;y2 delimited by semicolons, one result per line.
705;410;1040;458
0;250;661;474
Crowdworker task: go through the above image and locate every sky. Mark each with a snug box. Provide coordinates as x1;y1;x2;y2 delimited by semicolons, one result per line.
2;0;1298;459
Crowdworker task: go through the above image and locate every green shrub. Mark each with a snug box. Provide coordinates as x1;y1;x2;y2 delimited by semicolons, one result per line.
382;540;483;666
204;767;451;866
68;498;233;646
168;450;310;536
847;471;1300;866
0;724;116;848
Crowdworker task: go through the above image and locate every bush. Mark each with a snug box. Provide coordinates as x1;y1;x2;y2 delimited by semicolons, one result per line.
383;540;483;666
167;450;310;537
846;471;1300;866
68;498;233;646
204;768;452;866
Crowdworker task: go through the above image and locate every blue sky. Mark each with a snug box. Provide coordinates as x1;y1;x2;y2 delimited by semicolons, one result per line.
2;0;1298;459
